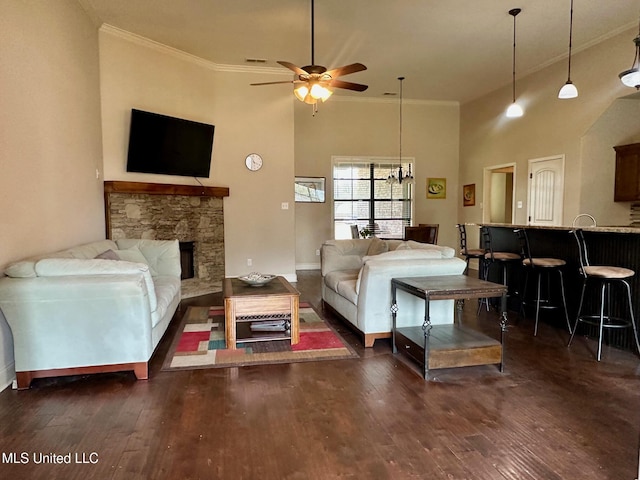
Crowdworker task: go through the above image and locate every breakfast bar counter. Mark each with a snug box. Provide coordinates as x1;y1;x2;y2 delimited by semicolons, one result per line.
479;222;640;351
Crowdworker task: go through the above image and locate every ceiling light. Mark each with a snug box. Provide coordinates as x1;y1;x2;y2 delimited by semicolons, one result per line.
558;0;578;99
506;8;524;118
619;18;640;89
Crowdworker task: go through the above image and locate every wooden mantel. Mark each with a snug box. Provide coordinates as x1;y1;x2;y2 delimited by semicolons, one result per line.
103;181;229;198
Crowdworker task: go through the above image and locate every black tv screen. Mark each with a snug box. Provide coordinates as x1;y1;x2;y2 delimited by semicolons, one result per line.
126;109;214;178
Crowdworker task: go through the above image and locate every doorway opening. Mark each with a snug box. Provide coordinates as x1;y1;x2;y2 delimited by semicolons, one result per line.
483;163;516;224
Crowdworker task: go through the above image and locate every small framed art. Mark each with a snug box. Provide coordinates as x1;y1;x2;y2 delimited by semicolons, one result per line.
463;184;476;206
426;178;446;199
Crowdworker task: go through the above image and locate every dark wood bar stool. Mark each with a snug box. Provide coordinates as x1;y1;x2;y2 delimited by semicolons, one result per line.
456;224;485;276
478;226;520;312
514;228;571;336
568;229;640;361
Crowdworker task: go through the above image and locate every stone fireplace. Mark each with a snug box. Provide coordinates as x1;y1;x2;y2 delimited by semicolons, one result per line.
104;181;229;297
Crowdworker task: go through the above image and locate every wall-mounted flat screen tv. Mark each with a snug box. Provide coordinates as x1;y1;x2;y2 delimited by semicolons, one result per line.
126;109;214;178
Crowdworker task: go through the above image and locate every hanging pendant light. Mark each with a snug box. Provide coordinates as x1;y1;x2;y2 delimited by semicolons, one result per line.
558;0;578;98
395;76;413;185
619;17;640;89
506;8;524;118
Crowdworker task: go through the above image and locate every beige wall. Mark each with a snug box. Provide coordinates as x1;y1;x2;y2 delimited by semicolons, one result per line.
0;0;104;389
294;98;460;267
459;28;640;229
99;27;297;279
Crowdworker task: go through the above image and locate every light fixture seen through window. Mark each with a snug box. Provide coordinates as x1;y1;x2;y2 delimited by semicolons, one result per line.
506;8;524;118
619;17;640;90
558;0;578;99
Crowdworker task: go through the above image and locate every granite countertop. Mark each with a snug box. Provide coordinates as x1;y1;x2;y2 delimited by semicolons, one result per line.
479;223;640;234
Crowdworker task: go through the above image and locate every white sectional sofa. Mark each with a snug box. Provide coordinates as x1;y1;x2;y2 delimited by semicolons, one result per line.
321;238;466;347
0;238;181;389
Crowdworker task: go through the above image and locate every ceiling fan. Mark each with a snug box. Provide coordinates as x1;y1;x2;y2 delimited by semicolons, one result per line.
250;0;368;109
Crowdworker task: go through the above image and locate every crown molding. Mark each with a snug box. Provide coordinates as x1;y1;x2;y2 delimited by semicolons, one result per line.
99;24;458;106
99;24;286;75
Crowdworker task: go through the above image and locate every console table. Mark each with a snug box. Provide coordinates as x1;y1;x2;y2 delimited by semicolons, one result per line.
391;275;508;379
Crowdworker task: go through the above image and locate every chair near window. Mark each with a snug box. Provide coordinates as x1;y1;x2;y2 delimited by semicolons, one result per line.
404;224;439;244
350;225;360;239
456;223;486;276
514;228;571;336
567;229;640;361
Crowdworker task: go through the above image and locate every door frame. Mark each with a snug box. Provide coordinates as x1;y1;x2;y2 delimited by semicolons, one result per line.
482;162;517;224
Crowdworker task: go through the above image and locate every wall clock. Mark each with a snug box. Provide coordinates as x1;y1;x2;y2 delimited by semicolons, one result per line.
245;153;263;171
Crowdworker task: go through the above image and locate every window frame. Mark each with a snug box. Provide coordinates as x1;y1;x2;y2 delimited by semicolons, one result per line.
331;156;415;240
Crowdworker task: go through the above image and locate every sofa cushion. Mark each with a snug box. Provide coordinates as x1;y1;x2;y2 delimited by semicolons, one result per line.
336;278;358;305
95;249;120;260
116;246;154;273
116;239;181;278
324;269;359;292
366;237;389;256
151;275;181;327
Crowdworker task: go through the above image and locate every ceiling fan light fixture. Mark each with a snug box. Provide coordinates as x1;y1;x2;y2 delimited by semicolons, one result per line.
294;85;309;102
310;83;333;101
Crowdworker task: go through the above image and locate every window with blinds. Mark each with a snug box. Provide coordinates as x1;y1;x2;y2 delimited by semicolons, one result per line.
333;157;413;240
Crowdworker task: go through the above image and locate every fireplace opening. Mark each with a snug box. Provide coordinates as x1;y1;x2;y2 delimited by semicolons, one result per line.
179;241;195;280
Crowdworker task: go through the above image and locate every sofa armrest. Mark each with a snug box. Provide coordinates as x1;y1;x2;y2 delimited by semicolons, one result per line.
34;258;157;312
0;275;156;371
356;257;467;332
321;239;371;276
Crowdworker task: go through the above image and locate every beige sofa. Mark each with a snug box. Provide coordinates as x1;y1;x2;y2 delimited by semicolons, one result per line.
321;238;466;347
0;239;181;389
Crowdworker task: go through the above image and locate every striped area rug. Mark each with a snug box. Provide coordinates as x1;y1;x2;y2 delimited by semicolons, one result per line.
161;302;358;371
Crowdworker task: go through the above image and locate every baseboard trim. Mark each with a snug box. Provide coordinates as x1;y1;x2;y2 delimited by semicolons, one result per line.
0;361;15;392
296;263;321;271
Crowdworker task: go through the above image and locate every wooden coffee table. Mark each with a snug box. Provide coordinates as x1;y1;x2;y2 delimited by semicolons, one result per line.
223;276;300;350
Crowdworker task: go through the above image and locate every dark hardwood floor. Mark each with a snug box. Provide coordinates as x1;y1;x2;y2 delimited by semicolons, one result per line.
1;270;640;479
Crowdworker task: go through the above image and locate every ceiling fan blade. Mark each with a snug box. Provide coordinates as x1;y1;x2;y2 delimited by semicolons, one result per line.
250;80;295;86
325;63;367;79
327;79;368;92
277;61;308;76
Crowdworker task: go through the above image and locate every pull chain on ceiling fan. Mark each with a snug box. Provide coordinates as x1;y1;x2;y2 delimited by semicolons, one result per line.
250;0;368;113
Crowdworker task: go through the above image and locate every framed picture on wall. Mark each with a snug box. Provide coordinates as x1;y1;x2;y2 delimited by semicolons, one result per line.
463;184;476;206
295;177;325;203
427;178;446;199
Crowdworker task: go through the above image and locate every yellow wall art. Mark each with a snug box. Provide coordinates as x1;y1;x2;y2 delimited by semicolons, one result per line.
427;178;446;199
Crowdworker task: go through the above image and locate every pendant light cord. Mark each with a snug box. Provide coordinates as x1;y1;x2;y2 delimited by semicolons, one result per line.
566;0;574;81
310;0;315;65
511;12;517;103
398;77;404;166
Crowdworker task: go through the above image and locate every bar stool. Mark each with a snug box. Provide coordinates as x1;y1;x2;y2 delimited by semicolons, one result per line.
514;228;571;336
567;229;640;361
478;226;520;312
456;224;485;276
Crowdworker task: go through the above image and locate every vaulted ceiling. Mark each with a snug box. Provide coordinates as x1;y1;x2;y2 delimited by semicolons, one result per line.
79;0;639;103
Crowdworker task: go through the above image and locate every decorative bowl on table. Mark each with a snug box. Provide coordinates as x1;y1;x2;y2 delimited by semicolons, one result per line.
238;272;276;287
